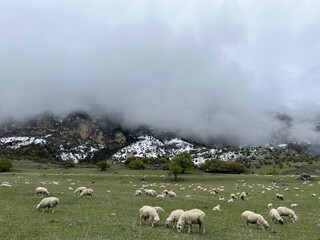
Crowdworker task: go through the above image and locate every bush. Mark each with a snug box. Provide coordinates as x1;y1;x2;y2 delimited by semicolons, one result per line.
127;160;145;170
0;158;12;172
266;167;280;175
96;161;111;171
199;159;249;174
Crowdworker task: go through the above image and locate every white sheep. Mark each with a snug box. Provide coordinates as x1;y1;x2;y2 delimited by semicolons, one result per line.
212;204;221;211
135;189;142;197
276;206;299;223
276;193;284;200
176;208;205;234
36;197;59;213
269;208;284;224
230;193;238;200
144;189;157;197
74;187;87;195
165;209;184;228
139;205;160;227
167;190;177;198
156;194;165;198
240;192;247;200
80;188;93;197
241;211;269;230
35;187;49;196
267;203;273;209
290;203;298;207
153;206;165;212
1;182;12;187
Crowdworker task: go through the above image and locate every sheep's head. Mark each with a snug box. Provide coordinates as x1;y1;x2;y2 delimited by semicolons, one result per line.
176;222;184;232
293;215;299;223
165;219;171;228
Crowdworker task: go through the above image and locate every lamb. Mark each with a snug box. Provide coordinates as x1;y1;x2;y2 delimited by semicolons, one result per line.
74;187;87;195
269;208;284;224
165;209;184;228
276;207;299;223
241;211;269;230
176;208;205;233
139;205;160;227
80;188;93;197
36;197;59;213
35;187;49;196
267;203;273;209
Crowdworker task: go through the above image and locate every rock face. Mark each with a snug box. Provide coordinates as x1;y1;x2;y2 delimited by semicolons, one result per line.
0;111;137;162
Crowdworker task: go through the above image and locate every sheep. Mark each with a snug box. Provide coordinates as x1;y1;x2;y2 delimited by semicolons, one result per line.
267;203;273;209
167;190;177;198
212;204;221;211
230;193;238;200
153;206;165;212
269;208;284;224
165;209;184;228
36;197;59;213
276;193;284;201
276;207;299;223
80;188;93;197
241;211;269;230
219;196;225;201
35;187;49;196
240;192;247;200
1;182;12;187
156;194;165;198
139;206;160;227
144;189;157;197
291;203;298;207
176;209;205;234
74;187;87;195
135;189;142;197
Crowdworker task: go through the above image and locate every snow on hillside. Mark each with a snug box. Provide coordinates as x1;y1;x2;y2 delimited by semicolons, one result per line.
0;136;47;149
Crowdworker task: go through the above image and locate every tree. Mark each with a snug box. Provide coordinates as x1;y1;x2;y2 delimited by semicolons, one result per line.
96;161;111;171
171;152;194;174
0;158;12;172
165;163;183;181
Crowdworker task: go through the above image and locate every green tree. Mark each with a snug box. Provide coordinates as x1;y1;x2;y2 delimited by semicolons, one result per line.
0;158;12;172
171;152;194;174
165;163;183;181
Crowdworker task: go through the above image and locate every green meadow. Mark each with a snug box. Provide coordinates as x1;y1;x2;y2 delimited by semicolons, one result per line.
0;160;319;240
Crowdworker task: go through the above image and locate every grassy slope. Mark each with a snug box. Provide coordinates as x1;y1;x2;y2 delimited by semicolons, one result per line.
0;160;319;240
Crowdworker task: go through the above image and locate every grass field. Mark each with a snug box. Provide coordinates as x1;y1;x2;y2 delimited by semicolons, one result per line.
0;160;319;240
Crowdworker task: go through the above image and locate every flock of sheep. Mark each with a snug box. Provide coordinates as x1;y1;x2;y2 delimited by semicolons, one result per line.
133;177;305;234
1;173;317;236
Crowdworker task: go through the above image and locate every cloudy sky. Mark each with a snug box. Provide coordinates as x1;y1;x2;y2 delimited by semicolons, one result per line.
1;0;320;145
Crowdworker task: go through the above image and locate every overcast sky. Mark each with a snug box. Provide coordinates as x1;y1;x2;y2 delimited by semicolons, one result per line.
1;0;320;145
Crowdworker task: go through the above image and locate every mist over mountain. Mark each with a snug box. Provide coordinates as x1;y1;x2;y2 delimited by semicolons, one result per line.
1;1;320;147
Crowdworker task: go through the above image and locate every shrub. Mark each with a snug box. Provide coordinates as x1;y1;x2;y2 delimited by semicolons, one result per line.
199;159;249;174
266;167;280;175
127;160;145;170
0;158;12;172
96;161;111;171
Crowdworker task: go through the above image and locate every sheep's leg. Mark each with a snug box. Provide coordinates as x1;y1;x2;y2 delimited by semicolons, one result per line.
188;224;191;233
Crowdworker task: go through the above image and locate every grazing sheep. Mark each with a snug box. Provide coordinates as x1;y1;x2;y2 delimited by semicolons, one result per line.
165;209;184;228
176;209;205;234
276;207;299;223
74;187;87;195
35;187;49;196
135;189;142;197
156;194;165;198
267;203;273;209
36;197;59;213
167;190;177;198
80;188;93;197
144;189;157;197
153;206;165;212
139;206;160;227
219;196;225;201
212;204;221;211
269;208;284;224
276;193;284;200
230;193;238;200
240;192;247;200
1;182;12;187
241;211;269;230
291;203;298;207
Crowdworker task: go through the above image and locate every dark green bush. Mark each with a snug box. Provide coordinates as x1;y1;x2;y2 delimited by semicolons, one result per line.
199;159;249;174
127;160;145;170
96;161;111;171
0;158;12;172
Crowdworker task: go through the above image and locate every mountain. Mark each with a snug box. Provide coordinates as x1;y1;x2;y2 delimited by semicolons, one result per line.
0;111;319;165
